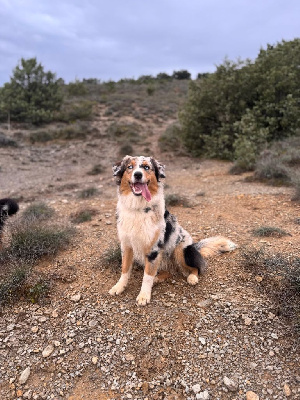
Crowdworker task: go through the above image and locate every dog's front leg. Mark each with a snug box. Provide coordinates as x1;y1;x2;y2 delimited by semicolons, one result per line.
109;247;133;295
136;254;161;306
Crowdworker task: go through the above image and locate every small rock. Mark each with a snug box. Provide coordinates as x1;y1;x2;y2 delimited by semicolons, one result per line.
196;390;210;399
244;317;252;326
16;389;23;397
125;353;135;361
31;326;39;333
19;367;31;384
223;376;238;392
7;324;15;331
52;310;58;318
54;341;61;347
255;276;263;282
246;391;259;400
192;384;201;394
197;299;212;308
284;383;291;397
199;337;206;345
89;320;98;328
38;316;47;323
92;356;98;365
106;221;112;225
70;293;81;302
42;344;54;358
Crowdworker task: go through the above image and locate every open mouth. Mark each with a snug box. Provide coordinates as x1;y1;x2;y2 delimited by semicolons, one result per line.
130;182;151;202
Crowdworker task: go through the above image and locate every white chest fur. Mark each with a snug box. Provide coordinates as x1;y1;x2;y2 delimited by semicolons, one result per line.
117;188;165;263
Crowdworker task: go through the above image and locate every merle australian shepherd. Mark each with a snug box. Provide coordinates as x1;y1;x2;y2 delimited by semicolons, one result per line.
0;198;19;246
109;156;236;305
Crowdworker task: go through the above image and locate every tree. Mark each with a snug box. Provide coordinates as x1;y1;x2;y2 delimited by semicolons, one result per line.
0;58;63;124
172;70;191;80
179;39;300;162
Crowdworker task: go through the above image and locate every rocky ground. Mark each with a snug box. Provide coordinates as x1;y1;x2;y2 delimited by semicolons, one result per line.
0;109;299;400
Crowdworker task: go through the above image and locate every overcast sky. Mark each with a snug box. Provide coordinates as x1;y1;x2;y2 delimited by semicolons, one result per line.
0;0;299;85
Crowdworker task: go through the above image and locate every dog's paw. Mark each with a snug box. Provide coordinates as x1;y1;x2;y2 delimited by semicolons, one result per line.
109;282;126;295
187;274;198;285
136;291;151;306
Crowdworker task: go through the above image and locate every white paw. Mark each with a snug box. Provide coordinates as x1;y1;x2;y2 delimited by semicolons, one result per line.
136;291;151;306
109;282;126;295
187;274;199;285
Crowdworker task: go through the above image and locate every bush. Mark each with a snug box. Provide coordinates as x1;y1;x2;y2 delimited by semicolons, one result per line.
0;133;18;147
0;205;74;304
78;187;99;199
180;39;300;160
252;226;290;238
159;123;185;155
70;209;97;224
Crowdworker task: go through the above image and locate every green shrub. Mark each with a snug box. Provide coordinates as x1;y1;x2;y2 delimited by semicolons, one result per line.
78;187;99;199
22;202;54;222
107;122;141;140
119;144;134;157
0;133;18;147
56;100;94;122
159;123;185;154
70;209;97;224
87;164;105;175
165;193;191;207
102;244;122;269
0;206;74;304
252;226;290;238
179;39;300;160
67;80;88;96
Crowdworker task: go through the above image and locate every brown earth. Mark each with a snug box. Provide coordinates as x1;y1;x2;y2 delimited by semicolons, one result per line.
0;106;299;400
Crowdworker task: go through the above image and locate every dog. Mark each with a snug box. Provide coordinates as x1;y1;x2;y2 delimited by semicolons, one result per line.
109;156;236;305
0;198;19;247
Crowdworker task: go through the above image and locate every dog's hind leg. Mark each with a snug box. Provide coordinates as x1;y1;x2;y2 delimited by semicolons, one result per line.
109;247;133;296
174;243;207;285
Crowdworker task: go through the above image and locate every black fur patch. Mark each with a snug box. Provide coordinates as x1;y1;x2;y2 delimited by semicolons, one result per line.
158;240;164;249
147;250;158;262
144;207;152;213
164;221;174;244
164;210;170;219
0;199;19;234
184;244;206;275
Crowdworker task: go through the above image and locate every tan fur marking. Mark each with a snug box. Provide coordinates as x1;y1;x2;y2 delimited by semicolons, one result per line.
154;271;172;283
144;253;162;277
174;244;199;277
119;159;136;195
147;171;159;197
121;247;133;273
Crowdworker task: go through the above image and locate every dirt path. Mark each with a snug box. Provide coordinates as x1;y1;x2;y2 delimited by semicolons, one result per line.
0;115;299;399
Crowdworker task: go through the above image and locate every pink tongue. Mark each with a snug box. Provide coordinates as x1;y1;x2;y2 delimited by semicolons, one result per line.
135;183;151;202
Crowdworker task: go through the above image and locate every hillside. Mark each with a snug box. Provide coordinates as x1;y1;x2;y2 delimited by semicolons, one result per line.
0;82;299;400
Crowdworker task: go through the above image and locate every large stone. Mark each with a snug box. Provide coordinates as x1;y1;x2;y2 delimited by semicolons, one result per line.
223;376;238;392
19;367;31;384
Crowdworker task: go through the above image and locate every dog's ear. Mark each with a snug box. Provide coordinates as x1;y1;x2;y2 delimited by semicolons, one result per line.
150;158;166;181
112;155;132;185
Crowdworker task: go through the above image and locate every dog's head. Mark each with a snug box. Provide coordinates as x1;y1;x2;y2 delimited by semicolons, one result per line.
113;155;165;202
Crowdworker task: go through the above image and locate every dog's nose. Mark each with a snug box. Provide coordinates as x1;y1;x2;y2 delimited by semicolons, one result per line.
134;171;143;180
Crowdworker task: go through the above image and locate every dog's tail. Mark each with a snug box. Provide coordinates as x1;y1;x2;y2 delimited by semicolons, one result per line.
195;236;237;258
0;198;19;233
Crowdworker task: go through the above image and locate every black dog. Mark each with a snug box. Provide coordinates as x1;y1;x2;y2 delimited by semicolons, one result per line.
0;198;19;244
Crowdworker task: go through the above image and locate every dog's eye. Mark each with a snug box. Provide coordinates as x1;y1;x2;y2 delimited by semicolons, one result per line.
128;165;133;170
144;165;150;170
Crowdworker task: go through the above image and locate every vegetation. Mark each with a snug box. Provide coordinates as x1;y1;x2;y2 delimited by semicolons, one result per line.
165;193;191;207
179;39;300;168
70;209;98;224
78;187;99;199
0;58;63;125
241;247;300;329
0;204;74;304
251;226;290;238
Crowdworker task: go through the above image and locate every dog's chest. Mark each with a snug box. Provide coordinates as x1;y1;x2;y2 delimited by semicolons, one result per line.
117;206;163;262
